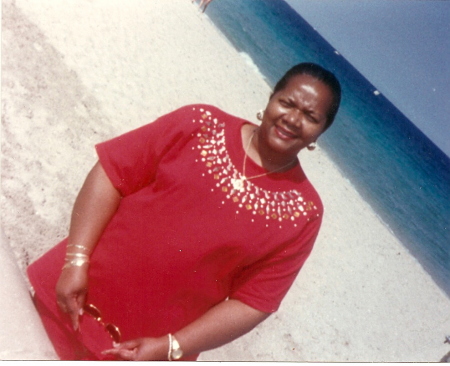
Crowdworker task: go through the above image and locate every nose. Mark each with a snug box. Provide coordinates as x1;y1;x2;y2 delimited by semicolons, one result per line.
284;109;302;129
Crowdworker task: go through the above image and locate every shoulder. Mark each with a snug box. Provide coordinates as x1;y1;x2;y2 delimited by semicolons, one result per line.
144;104;246;147
181;104;248;124
169;104;226;117
168;105;248;139
300;176;324;222
281;162;324;223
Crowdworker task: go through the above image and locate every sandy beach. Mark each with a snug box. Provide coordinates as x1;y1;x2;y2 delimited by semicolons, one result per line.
2;0;449;361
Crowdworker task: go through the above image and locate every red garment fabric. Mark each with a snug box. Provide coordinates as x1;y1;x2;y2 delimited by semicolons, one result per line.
27;104;323;360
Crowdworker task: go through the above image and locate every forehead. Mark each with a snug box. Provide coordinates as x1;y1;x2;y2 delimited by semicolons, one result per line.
282;74;332;96
278;74;334;110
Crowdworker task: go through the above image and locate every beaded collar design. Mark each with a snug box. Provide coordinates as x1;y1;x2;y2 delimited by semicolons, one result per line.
191;107;320;228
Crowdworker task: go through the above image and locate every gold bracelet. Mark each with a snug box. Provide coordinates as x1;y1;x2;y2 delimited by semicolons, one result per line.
65;252;89;258
62;258;90;270
67;244;90;252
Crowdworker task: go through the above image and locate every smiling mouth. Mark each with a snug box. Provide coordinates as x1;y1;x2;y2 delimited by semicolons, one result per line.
275;125;298;140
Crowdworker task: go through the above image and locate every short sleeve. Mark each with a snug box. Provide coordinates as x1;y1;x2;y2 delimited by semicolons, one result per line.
95;105;196;196
229;216;322;313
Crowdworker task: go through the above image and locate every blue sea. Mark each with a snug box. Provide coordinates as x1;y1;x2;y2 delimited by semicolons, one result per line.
206;0;450;297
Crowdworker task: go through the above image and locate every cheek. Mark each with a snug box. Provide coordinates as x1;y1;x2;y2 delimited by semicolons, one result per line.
260;110;277;132
305;123;326;139
263;102;282;120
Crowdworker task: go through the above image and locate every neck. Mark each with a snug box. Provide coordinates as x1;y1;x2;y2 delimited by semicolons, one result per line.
247;127;297;172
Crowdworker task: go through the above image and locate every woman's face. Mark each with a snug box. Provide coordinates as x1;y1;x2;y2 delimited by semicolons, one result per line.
259;74;334;160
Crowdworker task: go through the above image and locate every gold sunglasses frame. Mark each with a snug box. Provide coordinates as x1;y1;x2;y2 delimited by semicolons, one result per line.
83;303;122;344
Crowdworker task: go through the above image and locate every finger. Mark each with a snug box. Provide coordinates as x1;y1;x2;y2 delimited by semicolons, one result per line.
65;296;81;330
76;291;87;315
102;348;120;355
114;338;141;350
119;348;137;360
56;291;70;313
102;347;136;360
102;339;141;359
57;299;68;313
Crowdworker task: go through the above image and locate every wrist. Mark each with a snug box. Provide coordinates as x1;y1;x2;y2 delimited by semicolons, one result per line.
67;243;91;254
150;335;171;361
167;333;184;361
62;255;90;270
63;244;91;270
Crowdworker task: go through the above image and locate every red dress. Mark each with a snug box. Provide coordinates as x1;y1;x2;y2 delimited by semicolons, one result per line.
27;104;323;360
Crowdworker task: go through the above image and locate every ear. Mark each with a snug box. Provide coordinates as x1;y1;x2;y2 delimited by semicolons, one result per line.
306;141;317;151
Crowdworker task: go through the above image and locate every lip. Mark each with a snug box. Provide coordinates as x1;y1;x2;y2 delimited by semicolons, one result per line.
274;125;299;140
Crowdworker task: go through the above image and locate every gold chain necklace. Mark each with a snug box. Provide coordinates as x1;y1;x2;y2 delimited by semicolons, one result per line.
231;129;296;192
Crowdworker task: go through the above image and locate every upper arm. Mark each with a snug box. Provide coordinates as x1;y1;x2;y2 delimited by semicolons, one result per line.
94;105;198;196
229;217;322;313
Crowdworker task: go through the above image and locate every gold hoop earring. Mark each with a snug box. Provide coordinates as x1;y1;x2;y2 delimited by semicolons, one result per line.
256;110;264;121
307;142;317;151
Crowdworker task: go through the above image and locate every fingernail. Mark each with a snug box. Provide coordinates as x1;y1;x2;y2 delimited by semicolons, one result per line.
113;342;120;348
79;308;84;316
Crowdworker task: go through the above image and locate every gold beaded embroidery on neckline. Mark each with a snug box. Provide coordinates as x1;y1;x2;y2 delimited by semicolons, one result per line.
191;107;320;227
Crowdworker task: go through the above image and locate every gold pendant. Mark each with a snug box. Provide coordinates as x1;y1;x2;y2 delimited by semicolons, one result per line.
231;177;246;192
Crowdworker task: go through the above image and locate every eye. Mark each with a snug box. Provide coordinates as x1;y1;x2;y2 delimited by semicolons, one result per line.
305;112;319;124
278;98;291;108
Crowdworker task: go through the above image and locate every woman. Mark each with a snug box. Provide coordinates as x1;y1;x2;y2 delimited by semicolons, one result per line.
28;62;341;360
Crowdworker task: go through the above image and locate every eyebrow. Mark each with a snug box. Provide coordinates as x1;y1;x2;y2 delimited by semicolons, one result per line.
284;94;326;121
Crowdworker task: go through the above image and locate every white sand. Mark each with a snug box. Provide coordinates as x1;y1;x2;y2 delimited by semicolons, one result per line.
2;0;449;361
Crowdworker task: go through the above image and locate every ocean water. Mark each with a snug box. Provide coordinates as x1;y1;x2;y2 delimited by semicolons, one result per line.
206;0;450;297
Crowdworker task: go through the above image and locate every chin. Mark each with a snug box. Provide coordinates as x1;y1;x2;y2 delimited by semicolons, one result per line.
268;133;300;154
268;139;302;159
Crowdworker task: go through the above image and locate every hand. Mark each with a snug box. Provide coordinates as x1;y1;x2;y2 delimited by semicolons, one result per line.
102;336;169;361
55;265;89;330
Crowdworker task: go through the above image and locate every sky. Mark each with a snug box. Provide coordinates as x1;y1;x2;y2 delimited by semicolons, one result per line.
285;0;450;157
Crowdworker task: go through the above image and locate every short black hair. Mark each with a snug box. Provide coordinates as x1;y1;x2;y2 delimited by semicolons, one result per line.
273;63;341;131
